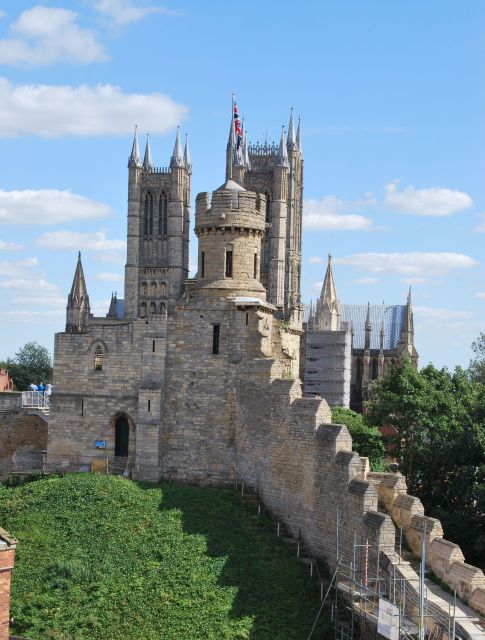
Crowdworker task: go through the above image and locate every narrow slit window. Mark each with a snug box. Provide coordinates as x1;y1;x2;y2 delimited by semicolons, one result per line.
94;346;103;370
148;399;151;412
144;195;149;236
253;252;258;279
212;324;220;354
159;192;168;236
148;194;154;237
81;398;84;416
225;247;233;278
152;340;156;353
245;312;249;326
201;251;205;278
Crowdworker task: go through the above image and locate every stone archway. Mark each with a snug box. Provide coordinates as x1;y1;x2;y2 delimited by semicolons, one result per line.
115;416;129;457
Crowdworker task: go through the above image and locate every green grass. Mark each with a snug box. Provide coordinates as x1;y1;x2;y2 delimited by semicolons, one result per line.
0;474;332;640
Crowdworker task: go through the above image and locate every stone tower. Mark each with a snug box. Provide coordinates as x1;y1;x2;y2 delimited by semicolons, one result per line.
124;127;191;319
225;107;303;322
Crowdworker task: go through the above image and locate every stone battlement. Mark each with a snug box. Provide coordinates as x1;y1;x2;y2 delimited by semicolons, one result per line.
195;188;266;233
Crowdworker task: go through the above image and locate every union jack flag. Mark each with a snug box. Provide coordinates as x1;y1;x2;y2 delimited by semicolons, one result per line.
233;101;243;150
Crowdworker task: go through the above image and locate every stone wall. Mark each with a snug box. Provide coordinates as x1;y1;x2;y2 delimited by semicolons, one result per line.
0;529;16;640
369;472;485;616
0;394;47;480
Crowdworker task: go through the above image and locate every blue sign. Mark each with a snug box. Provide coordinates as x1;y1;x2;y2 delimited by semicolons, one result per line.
95;440;107;449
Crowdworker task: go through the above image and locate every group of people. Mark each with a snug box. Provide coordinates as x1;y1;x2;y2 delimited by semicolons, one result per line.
28;382;53;396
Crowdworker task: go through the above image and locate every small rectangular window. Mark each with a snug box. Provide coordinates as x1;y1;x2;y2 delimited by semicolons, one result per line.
201;251;205;278
245;312;249;326
212;324;220;354
225;250;233;278
81;398;84;416
253;252;258;279
152;340;155;353
148;399;151;412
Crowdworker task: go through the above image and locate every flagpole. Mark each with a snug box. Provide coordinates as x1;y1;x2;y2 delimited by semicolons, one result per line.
230;93;234;180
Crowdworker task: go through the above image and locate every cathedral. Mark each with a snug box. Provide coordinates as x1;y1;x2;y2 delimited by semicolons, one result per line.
302;256;418;412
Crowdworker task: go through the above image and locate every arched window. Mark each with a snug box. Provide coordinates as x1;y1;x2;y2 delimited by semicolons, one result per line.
94;346;103;370
160;302;166;314
142;282;147;295
371;358;378;380
151;282;157;295
159;192;168;236
144;194;149;236
355;359;362;384
225;244;233;278
148;194;153;237
140;302;147;317
150;301;157;314
264;192;271;224
160;282;167;296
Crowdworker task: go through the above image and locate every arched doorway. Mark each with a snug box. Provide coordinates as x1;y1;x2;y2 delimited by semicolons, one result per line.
115;416;129;457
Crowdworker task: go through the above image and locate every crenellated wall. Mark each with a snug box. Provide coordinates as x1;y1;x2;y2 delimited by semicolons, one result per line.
369;472;485;616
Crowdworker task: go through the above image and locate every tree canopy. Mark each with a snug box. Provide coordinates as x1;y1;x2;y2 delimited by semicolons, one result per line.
469;332;485;384
1;342;53;391
367;356;485;569
331;406;385;471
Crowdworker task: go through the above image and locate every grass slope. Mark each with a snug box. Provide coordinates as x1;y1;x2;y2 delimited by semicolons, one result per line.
0;474;332;640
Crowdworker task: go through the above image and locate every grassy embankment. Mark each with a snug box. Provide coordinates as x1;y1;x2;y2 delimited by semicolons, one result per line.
0;474;332;640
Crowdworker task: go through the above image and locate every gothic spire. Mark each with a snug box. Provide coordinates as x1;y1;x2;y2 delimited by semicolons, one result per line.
365;302;371;327
287;108;296;149
128;125;141;168
69;252;89;304
364;302;372;350
143;134;153;172
66;251;90;332
275;126;289;168
296;116;303;155
184;134;192;174
171;126;184;168
319;254;338;304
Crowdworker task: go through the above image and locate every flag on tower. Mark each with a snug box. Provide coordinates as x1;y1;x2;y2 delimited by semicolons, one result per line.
233;99;243;151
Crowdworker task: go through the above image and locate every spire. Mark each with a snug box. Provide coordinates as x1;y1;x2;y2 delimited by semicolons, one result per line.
275;126;289;168
365;302;371;327
128;125;141;168
143;134;153;172
244;129;250;169
296;116;303;155
319;254;338;304
66;251;90;332
171;126;184;168
184;134;192;174
287;108;296;149
364;302;372;350
407;285;412;305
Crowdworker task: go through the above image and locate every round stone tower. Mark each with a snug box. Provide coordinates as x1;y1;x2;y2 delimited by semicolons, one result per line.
194;179;267;299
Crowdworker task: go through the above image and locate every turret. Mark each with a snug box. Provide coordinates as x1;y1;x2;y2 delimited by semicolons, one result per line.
66;252;90;333
315;254;340;330
143;134;153;172
194;180;266;300
398;287;416;360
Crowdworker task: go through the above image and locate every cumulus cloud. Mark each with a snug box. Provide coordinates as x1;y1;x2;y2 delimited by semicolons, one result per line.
0;277;64;307
475;214;485;232
36;229;126;252
0;257;38;278
0;77;188;138
353;277;378;286
475;292;485;300
93;0;177;26
0;309;63;324
303;195;376;231
95;272;123;282
335;252;478;277
0;6;107;67
0;239;23;250
308;256;325;265
384;180;472;217
0;188;111;225
414;306;474;334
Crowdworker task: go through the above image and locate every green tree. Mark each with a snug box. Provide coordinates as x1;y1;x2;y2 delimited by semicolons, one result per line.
3;342;53;391
367;356;485;568
469;332;485;384
331;406;385;471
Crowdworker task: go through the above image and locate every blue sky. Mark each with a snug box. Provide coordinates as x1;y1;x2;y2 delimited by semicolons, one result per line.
0;0;483;369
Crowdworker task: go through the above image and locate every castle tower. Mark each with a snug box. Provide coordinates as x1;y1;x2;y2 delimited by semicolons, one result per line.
315;254;340;331
124;127;191;319
66;252;90;333
225;104;304;320
194;180;266;300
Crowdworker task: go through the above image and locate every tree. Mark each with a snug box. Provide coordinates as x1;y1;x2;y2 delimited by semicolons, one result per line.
4;342;53;391
331;406;385;471
367;356;485;568
469;332;485;384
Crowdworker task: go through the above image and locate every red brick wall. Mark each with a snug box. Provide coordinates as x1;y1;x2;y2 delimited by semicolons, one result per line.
0;543;15;640
0;411;48;479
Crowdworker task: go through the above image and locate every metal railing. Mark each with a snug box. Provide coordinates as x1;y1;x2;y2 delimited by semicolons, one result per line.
21;391;50;413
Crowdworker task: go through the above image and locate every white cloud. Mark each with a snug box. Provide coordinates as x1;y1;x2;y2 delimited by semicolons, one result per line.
336;252;478;276
0;257;38;278
353;277;378;285
0;239;23;250
93;0;177;26
0;276;64;308
308;256;325;265
384;180;472;217
0;309;63;324
0;188;111;225
0;11;6;19
90;298;112;316
475;214;485;232
0;78;188;138
312;281;323;292
95;272;123;282
303;195;376;231
475;292;485;300
414;306;474;335
0;6;107;67
403;276;427;285
36;229;126;252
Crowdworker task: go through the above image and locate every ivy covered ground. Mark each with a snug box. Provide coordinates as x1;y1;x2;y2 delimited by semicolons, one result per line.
0;474;332;640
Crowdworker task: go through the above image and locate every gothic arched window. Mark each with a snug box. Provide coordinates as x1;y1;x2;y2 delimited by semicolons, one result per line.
159;192;168;236
142;282;147;295
144;194;149;236
371;358;378;380
151;282;157;295
94;346;103;370
140;302;147;317
355;359;363;384
150;301;157;314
